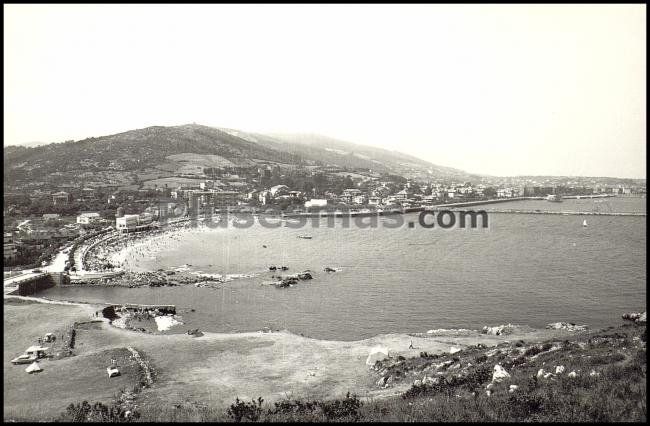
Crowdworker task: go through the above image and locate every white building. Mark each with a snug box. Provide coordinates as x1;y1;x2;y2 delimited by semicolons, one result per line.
77;212;101;224
115;214;154;233
4;232;17;262
352;194;368;205
368;196;382;206
269;185;290;197
305;199;328;209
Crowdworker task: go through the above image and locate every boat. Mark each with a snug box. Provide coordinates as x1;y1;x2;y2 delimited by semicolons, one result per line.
546;194;563;202
583;219;588;227
297;235;312;239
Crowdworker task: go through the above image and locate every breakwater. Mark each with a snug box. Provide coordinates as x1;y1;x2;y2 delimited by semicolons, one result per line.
453;210;645;216
282;196;622;218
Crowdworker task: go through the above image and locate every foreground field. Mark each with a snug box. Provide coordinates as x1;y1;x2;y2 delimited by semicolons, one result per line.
3;296;646;422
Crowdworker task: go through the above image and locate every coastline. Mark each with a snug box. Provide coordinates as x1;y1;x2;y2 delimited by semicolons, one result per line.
4;292;591;346
4;282;645;422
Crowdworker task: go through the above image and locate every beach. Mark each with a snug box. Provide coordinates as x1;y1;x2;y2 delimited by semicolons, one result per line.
49;200;646;341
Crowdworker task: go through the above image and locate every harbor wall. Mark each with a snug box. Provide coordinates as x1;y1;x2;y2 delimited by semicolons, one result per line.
15;274;56;296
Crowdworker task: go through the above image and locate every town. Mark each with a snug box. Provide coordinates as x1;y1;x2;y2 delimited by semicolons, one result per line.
4;161;646;269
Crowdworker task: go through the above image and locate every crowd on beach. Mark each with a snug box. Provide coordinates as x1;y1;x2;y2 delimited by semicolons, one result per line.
73;222;216;288
83;223;196;272
73;219;328;289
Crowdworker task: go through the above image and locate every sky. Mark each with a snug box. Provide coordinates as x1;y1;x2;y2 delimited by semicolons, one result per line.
4;4;646;178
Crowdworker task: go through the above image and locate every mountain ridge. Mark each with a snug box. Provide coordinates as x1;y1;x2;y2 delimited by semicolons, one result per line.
3;124;473;189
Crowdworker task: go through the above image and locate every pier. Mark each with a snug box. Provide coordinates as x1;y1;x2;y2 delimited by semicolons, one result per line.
439;209;645;216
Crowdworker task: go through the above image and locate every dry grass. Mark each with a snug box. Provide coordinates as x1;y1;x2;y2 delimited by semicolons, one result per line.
4;298;645;422
3;302;140;421
136;325;647;422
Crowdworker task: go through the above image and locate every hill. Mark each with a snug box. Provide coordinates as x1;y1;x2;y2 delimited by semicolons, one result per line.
268;132;465;176
3;124;470;190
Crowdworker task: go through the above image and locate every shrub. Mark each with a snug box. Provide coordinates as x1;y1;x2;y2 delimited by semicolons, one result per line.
269;399;319;416
524;346;543;357
320;392;363;421
507;391;547;419
227;397;263;422
511;356;527;367
58;401;139;422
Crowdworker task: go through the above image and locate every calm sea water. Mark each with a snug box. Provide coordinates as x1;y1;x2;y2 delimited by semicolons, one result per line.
41;197;646;340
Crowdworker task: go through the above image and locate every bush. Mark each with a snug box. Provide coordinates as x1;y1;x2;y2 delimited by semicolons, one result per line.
524;346;543;357
319;392;363;421
269;399;319;416
58;401;139;422
507;392;547;418
227;397;263;422
475;354;488;364
511;356;527;367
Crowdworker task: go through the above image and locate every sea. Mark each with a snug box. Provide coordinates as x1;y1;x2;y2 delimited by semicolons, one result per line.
40;197;647;341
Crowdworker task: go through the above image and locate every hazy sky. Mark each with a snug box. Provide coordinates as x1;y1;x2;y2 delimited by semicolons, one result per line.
4;4;646;178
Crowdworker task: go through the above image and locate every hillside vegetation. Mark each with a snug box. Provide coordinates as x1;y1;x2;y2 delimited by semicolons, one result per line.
51;323;646;423
4;124;469;190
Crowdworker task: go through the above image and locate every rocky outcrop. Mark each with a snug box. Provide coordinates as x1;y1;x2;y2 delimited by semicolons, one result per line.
546;322;588;331
481;324;516;336
491;364;510;383
622;312;646;324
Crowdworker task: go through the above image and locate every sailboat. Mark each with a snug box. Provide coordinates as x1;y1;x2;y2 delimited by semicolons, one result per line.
582;219;588;227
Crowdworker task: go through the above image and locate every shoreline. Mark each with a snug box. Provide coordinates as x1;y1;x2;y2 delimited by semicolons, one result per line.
4;289;645;422
75;195;645;281
3;292;594;344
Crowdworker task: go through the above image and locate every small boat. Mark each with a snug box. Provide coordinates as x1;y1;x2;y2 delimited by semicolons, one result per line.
297;235;312;239
583;219;588;227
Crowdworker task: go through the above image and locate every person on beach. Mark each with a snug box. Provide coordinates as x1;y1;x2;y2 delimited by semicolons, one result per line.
409;340;414;349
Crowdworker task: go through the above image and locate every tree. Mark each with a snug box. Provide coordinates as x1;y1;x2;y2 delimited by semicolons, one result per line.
483;187;497;198
302;181;315;194
343;175;355;189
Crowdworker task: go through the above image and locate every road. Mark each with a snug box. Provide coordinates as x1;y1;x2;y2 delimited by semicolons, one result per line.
4;244;70;295
44;247;70;273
